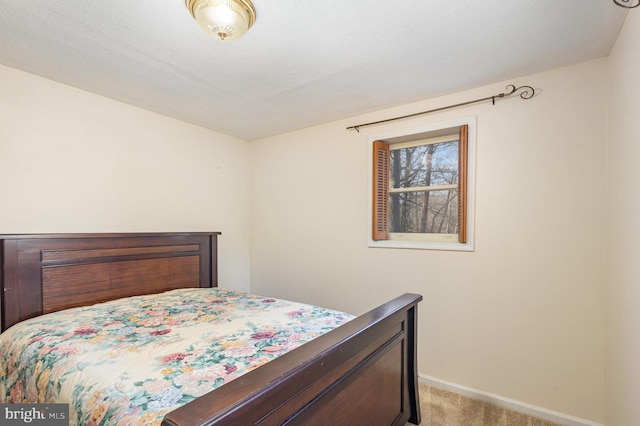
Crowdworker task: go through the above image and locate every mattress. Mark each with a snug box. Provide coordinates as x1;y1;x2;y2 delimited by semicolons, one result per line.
0;288;354;425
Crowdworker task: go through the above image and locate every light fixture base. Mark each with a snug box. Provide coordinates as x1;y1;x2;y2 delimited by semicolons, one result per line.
185;0;256;41
613;0;640;8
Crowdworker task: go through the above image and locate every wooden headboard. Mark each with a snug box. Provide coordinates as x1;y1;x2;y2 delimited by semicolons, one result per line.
0;232;220;332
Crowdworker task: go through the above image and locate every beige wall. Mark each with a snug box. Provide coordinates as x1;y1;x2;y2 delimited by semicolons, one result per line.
251;60;608;422
0;64;252;291
606;11;640;426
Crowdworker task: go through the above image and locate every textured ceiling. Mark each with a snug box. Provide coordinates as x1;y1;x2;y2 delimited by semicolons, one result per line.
0;0;628;140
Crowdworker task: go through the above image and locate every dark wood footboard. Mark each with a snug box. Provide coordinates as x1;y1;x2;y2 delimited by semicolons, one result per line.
163;293;422;426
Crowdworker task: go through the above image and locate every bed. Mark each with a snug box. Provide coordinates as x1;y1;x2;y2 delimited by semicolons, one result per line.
0;232;422;425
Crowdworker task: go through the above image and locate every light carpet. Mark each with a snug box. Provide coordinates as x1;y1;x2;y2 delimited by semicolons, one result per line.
410;382;562;426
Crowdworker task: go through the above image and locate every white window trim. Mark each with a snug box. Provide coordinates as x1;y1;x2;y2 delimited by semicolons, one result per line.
367;116;476;251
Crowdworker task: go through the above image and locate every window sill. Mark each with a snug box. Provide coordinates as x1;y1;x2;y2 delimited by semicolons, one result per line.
367;239;474;251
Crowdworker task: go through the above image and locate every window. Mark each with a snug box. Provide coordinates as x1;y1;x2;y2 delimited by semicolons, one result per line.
369;117;475;251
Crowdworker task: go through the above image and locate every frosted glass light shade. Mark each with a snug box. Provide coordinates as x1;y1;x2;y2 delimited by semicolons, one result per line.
185;0;256;42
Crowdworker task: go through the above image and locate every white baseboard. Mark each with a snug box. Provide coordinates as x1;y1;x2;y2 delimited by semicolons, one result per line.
419;375;603;426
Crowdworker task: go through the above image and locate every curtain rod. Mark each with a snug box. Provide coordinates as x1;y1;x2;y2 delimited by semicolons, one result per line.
346;84;535;133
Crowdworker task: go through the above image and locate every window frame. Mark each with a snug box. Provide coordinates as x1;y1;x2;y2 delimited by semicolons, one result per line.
367;116;476;251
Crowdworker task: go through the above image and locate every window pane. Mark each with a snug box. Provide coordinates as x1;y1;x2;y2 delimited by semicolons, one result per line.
390;140;459;189
389;189;459;234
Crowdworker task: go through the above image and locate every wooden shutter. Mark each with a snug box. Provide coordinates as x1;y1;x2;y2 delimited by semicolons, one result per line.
458;125;468;243
372;141;390;241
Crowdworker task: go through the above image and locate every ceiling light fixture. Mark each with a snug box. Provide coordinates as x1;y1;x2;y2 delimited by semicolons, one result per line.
185;0;256;41
613;0;640;8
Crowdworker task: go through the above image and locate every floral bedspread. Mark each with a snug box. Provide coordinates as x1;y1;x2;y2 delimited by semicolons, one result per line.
0;288;353;425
